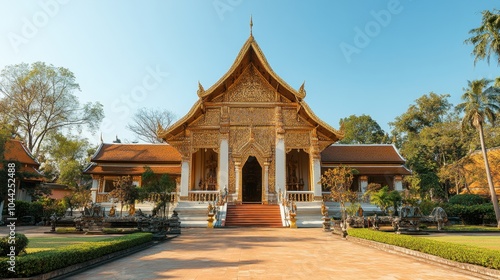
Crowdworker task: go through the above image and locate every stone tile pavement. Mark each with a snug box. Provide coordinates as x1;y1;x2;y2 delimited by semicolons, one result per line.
61;228;490;280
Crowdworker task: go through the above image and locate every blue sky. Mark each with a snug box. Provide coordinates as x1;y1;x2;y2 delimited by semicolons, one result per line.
0;0;498;145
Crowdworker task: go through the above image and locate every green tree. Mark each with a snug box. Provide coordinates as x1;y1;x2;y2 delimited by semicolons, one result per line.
321;166;358;236
40;133;94;215
0;62;104;156
390;93;463;200
456;79;500;228
390;92;452;141
139;166;176;217
338;114;387;144
367;186;402;215
109;175;139;217
465;9;500;65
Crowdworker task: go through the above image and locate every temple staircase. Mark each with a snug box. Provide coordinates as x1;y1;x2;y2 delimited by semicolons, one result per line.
225;204;283;227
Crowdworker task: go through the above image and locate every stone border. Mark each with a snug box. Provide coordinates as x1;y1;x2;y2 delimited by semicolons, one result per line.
347;235;500;280
7;235;179;280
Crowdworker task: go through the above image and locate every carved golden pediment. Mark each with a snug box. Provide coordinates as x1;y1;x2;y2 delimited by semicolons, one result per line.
190;108;220;127
227;64;275;103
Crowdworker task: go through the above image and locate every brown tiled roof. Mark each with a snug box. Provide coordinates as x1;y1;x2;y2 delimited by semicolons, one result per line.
85;165;181;175
321;144;405;164
3;139;39;167
92;143;181;163
321;165;411;175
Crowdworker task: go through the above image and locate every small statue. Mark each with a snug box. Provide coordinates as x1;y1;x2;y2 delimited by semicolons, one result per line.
109;206;116;217
129;204;136;216
321;202;328;217
357;206;364;217
207;203;214;215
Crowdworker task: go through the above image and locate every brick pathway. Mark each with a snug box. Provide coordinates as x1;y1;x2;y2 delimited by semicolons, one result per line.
65;228;487;280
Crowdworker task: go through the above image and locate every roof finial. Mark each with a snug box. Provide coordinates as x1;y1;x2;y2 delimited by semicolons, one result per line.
100;132;103;143
250;15;253;36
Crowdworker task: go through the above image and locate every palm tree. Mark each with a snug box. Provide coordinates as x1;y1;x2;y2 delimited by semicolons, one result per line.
465;9;500;65
457;79;500;228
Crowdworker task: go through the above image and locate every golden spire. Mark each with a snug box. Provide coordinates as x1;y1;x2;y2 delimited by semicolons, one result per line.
250;15;253;36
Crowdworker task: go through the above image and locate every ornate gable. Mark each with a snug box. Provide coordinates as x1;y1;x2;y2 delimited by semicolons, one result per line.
227;64;275;103
159;34;342;147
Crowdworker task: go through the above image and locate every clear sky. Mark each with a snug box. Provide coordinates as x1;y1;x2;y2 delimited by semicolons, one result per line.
0;0;498;145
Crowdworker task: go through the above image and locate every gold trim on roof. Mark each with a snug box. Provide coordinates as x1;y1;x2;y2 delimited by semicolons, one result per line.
159;35;342;142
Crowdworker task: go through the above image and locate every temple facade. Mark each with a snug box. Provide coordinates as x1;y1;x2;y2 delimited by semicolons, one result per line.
85;34;411;219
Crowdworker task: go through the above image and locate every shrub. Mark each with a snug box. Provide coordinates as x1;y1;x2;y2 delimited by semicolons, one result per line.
348;228;500;269
448;194;487;206
14;201;31;219
0;233;29;256
0;232;152;278
418;200;438;215
442;203;495;225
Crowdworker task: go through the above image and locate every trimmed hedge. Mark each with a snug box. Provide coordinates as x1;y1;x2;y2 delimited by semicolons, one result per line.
0;232;152;278
448;194;487;206
443;203;495;225
348;228;500;269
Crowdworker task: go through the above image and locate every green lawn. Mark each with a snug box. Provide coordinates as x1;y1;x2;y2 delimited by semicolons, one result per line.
420;235;500;250
26;236;115;253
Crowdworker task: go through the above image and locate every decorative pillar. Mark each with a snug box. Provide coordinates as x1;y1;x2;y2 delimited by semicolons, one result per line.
234;161;241;202
180;159;190;199
310;128;322;201
311;156;322;200
275;137;286;196
360;176;368;194
394;175;403;191
275;107;286;196
218;137;229;191
263;162;270;204
91;178;99;203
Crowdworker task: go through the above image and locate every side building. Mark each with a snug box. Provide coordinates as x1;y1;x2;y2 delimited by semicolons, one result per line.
84;143;181;213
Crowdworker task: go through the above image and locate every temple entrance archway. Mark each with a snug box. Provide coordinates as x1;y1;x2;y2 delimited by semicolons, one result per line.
242;156;262;203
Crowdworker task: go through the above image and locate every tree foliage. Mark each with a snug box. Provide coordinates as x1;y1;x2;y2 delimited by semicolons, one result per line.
139;166;176;217
126;108;176;143
321;166;358;232
338;114;388;144
465;9;500;65
109;176;139;217
0;62;104;156
456;79;500;228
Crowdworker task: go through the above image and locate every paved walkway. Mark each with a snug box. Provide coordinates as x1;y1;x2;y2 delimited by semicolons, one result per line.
63;228;488;280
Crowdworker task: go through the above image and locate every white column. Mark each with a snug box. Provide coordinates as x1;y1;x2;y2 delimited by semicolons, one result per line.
394;175;403;191
360;176;368;193
180;160;190;198
275;137;286;195
264;162;269;203
91;179;99;203
218;138;229;191
311;157;322;199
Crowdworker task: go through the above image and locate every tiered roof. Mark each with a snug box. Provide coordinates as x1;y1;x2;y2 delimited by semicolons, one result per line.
85;143;181;175
159;34;343;143
321;144;411;175
3;139;42;177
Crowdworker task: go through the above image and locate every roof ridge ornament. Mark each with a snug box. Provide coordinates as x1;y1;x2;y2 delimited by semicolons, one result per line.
298;81;306;99
197;81;205;97
250;15;253;37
